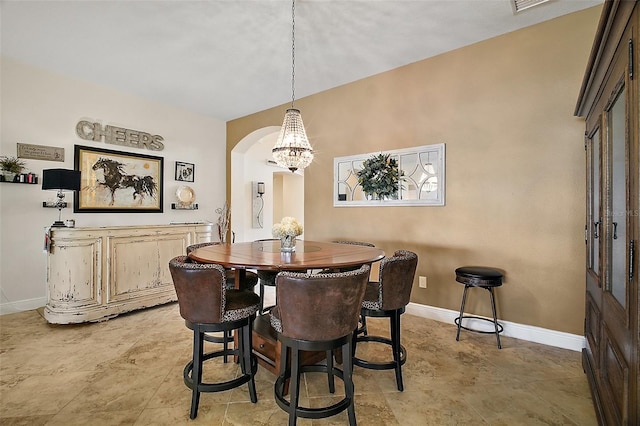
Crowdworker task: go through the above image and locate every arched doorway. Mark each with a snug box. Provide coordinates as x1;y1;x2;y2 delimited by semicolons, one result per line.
231;127;305;243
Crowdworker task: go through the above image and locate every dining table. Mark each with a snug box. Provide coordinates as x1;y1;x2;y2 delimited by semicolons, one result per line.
188;239;385;376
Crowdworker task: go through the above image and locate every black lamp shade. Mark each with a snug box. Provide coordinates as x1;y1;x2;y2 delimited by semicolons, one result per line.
41;169;81;191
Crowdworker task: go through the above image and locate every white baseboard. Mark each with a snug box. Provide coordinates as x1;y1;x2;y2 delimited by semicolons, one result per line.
406;302;585;352
0;297;46;316
0;297;585;352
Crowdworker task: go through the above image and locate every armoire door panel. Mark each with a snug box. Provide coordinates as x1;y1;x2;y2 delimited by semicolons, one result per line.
585;292;601;368
601;326;629;425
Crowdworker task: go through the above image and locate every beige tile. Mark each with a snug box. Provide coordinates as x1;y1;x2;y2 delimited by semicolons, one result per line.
47;410;141;425
384;390;483;426
0;415;52;425
0;372;92;417
462;381;581;425
57;366;169;415
0;306;597;425
225;399;308;425
524;377;598;426
135;405;227;425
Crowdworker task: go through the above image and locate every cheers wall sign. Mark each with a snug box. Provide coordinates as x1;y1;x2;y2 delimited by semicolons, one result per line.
76;120;165;151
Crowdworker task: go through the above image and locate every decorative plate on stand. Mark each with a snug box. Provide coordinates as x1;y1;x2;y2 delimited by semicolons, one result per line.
174;185;197;209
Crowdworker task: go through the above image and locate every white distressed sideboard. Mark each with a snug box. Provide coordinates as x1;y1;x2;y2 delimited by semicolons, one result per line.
45;223;214;324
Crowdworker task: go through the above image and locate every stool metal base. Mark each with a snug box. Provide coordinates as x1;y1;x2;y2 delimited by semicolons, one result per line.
455;284;503;349
455;316;504;337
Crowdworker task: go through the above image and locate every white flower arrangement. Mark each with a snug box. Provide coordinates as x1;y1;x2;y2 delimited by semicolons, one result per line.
272;216;303;238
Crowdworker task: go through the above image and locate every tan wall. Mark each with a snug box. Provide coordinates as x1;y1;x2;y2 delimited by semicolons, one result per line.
227;7;601;334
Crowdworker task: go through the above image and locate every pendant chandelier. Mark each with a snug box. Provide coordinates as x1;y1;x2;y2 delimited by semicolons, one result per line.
272;0;314;173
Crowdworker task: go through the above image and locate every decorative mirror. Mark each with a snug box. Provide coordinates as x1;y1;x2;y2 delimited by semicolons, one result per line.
333;143;445;207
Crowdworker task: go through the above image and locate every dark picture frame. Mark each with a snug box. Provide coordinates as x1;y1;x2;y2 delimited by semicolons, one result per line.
74;145;164;213
175;161;195;182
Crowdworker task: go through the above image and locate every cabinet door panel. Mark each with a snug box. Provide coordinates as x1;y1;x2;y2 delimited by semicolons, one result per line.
588;127;601;277
107;233;187;302
47;237;102;307
601;326;629;425
607;85;628;309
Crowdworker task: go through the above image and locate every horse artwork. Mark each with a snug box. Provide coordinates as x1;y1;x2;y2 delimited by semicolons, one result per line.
92;158;157;206
74;145;164;212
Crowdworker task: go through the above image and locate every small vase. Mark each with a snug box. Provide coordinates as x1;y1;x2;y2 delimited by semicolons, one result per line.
280;235;296;252
1;171;16;182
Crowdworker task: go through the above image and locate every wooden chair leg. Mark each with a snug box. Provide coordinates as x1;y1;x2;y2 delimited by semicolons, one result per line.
326;350;335;393
240;322;258;402
391;310;404;391
190;329;204;419
343;339;356;426
288;347;301;426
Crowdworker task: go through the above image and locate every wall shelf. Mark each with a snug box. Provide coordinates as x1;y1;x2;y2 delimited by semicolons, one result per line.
1;173;39;184
172;203;198;210
1;180;39;184
43;201;68;208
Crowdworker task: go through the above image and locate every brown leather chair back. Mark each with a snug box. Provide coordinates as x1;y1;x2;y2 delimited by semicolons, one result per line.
379;250;418;311
186;242;219;256
275;264;370;341
332;241;375;247
169;255;226;324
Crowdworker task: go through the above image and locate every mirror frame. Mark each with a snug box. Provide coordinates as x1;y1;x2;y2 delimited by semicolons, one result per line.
333;143;445;207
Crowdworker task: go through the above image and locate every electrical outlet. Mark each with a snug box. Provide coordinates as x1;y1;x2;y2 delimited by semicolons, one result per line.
419;276;427;288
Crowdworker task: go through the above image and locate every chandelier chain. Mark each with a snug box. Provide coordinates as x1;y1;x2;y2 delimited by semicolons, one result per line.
291;0;296;108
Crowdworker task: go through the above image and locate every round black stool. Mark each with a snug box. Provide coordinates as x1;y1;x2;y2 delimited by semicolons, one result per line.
454;266;503;349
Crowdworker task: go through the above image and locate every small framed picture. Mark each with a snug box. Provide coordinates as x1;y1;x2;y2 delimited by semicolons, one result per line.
175;161;195;182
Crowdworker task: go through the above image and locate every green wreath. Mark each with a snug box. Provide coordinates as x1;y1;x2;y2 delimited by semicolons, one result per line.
356;153;401;200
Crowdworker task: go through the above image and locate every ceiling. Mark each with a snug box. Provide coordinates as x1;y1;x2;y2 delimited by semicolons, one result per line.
1;0;601;122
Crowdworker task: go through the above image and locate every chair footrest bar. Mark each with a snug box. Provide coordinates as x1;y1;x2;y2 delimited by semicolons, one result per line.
454;315;503;335
353;335;406;370
275;365;351;419
183;351;258;393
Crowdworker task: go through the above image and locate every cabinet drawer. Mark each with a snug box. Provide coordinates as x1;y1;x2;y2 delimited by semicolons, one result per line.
253;332;276;360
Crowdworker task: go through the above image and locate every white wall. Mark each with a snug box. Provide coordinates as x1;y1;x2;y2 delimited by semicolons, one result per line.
0;57;227;314
230;129;304;243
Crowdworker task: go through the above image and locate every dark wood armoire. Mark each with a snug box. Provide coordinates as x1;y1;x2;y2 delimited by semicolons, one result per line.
575;1;639;424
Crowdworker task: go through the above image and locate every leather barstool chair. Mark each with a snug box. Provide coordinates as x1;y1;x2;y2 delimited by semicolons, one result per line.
169;256;260;419
454;266;504;349
352;250;418;392
186;242;259;362
329;241;376;336
186;242;259;291
270;265;370;426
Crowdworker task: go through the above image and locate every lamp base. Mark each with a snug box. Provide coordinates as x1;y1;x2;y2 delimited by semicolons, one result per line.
51;221;66;227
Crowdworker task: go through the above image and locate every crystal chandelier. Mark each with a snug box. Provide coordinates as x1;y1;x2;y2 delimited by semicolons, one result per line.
272;0;314;173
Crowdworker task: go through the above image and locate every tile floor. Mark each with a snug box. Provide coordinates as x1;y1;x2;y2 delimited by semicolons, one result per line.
1;292;597;425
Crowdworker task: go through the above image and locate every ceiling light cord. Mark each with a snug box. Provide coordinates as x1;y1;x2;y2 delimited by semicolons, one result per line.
271;0;314;173
291;0;296;108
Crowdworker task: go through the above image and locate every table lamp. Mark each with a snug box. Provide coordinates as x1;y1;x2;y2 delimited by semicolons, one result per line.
42;168;81;227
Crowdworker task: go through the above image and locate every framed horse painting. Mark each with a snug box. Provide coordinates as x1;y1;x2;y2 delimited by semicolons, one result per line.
74;145;164;213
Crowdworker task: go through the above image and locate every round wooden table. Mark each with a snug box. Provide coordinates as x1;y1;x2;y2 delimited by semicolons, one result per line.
188;239;385;272
188;239;385;377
